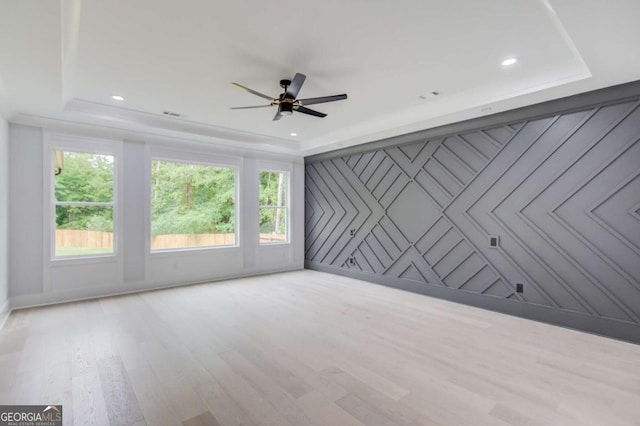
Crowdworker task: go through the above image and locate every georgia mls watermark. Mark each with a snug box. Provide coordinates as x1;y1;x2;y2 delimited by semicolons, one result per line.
0;405;62;426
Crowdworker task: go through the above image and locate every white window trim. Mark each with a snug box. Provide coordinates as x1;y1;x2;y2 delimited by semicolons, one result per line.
149;148;242;254
43;132;124;264
258;168;291;245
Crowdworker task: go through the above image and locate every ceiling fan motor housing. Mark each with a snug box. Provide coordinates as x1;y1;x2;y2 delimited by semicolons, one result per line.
279;101;294;115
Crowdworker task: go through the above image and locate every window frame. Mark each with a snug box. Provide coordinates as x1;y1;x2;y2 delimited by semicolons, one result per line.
45;134;122;263
258;169;290;245
149;155;240;253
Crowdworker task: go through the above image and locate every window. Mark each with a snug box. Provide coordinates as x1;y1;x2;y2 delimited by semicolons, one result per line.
151;160;236;250
259;170;288;244
54;151;115;257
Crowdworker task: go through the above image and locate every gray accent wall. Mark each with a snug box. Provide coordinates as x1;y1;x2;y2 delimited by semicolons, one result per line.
305;82;640;343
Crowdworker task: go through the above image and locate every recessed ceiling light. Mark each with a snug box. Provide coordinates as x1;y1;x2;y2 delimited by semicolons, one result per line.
111;95;125;101
290;132;297;136
501;57;518;67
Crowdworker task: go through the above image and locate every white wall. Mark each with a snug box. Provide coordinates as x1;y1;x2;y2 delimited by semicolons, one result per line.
8;123;304;308
9;125;43;297
0;114;8;325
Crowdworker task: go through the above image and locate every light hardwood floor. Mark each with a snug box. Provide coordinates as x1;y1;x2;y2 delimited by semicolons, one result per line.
1;270;639;425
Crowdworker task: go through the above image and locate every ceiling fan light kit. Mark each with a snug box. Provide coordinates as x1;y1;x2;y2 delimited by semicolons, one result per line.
231;73;347;121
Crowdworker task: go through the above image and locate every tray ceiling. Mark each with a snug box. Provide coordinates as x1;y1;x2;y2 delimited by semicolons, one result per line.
1;0;640;155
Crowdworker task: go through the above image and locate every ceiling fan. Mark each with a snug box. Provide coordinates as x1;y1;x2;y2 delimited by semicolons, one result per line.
230;73;347;121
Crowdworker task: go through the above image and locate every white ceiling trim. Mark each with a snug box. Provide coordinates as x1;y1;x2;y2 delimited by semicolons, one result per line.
12;111;302;158
64;99;297;151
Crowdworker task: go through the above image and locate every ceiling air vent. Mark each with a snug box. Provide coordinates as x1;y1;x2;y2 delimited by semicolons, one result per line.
162;111;183;118
418;91;442;100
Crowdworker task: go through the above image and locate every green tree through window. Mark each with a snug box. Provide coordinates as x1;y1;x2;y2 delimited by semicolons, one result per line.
259;171;288;243
54;151;115;256
151;160;236;250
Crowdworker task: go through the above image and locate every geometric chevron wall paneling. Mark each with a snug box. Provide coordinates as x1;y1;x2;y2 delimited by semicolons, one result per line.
305;97;640;338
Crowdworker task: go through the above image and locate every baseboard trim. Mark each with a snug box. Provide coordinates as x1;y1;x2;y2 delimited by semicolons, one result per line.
0;300;10;331
9;265;303;312
306;262;640;345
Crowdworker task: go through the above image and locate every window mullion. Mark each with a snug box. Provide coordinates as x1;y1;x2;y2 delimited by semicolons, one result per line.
55;201;114;207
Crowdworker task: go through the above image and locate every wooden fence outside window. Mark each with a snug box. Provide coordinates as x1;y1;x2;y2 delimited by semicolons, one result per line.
55;229;285;249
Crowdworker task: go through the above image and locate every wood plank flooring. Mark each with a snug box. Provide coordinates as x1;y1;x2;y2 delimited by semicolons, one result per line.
1;270;639;425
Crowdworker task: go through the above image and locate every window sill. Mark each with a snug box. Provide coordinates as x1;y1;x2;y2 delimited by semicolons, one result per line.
150;244;241;257
50;254;119;266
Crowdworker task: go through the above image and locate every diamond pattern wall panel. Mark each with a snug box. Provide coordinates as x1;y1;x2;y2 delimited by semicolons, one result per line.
306;97;640;328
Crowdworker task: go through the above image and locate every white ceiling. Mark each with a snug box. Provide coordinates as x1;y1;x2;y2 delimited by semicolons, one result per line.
1;0;640;156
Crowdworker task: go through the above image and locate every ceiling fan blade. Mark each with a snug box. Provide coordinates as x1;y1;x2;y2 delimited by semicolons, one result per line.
272;110;283;121
231;82;275;101
295;105;327;118
285;73;306;99
298;94;347;106
230;105;273;109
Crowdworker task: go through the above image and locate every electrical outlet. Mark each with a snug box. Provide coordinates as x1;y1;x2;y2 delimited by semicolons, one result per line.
489;235;500;248
349;228;356;236
516;283;524;293
348;256;355;266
